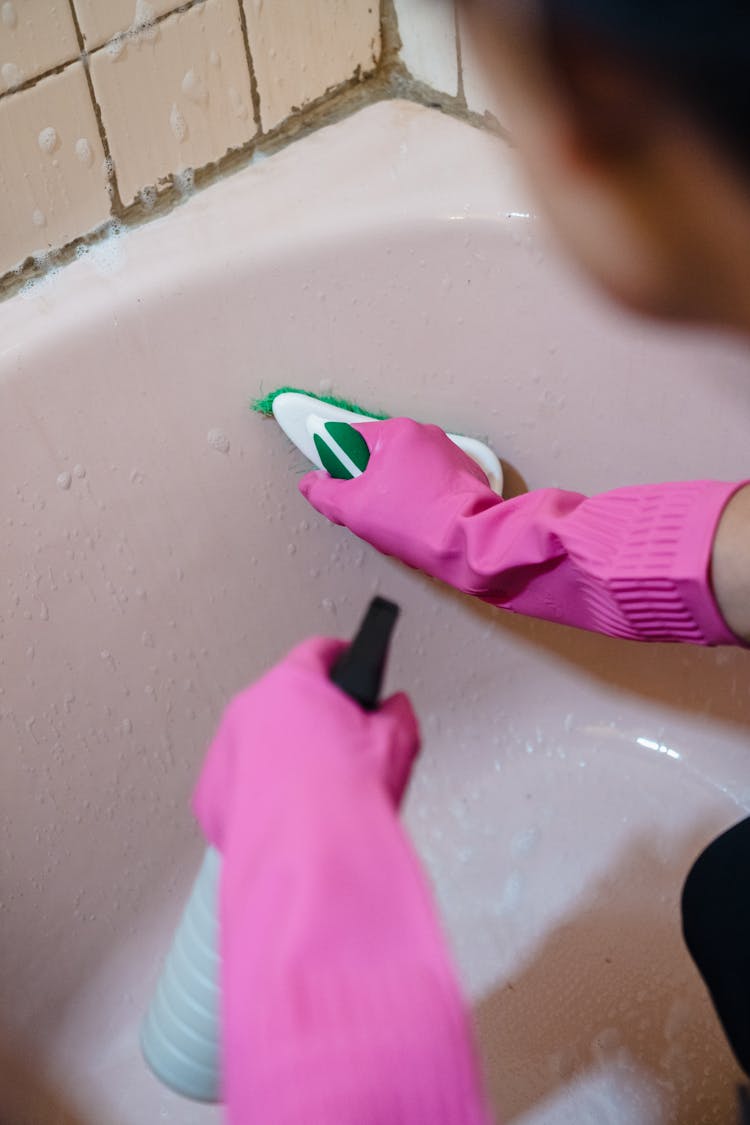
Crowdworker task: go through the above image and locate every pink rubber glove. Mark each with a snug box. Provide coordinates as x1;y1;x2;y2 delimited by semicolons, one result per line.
300;419;745;646
192;637;492;1125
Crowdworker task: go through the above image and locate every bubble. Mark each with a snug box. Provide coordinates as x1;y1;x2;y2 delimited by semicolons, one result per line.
39;602;49;622
133;0;155;26
106;34;125;59
141;630;154;648
139;185;157;210
32;208;46;228
1;2;17;28
207;428;230;454
75;137;93;167
130;469;143;484
81;218;125;276
1;61;22;89
169;103;187;142
173;166;194;194
209;48;221;66
56;471;72;490
38;127;59;154
73;464;86;479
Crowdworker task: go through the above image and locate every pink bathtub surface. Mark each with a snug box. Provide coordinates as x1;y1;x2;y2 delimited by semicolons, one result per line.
1;99;750;1124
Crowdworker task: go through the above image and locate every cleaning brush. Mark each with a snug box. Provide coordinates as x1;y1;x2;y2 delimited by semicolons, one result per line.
252;386;504;493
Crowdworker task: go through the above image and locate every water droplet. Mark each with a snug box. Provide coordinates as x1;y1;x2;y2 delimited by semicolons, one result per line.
209;48;221;66
1;2;17;29
207;428;230;454
141;630;154;648
1;61;22;89
169;103;187;142
32;208;46;228
511;826;541;858
56;471;72;490
129;469;143;485
287;543;296;556
39;602;49;621
73;463;86;479
181;68;208;105
38;127;59;154
121;717;132;734
319;377;332;394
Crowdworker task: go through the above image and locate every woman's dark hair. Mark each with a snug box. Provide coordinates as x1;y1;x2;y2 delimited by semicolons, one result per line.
538;1;750;175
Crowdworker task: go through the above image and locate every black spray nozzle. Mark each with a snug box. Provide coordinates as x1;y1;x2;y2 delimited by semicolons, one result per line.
330;596;400;711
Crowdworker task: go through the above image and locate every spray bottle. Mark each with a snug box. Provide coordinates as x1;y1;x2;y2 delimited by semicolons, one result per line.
140;596;401;1101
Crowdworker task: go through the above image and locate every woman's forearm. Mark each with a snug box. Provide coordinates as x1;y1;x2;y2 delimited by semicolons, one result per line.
711;483;750;643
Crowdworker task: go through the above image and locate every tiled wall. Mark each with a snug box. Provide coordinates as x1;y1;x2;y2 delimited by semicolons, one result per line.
393;0;505;120
0;0;501;285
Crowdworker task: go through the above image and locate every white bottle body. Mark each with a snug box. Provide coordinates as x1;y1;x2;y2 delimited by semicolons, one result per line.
140;846;222;1102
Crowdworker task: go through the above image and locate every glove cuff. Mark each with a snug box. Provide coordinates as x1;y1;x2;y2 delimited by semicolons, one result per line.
570;480;747;644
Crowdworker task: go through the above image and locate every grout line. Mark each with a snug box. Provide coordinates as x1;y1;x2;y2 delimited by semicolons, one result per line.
0;55;80;103
454;1;468;109
64;0;124;213
64;0;86;56
378;0;403;70
87;0;203;55
234;0;263;138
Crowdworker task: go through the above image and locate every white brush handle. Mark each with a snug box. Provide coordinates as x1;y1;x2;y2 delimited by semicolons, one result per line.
271;391;504;494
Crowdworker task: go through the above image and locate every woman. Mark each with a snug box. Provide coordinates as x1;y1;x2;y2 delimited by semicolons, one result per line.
300;0;750;1085
197;2;750;1119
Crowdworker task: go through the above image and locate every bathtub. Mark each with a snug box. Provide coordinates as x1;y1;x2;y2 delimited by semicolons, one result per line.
2;99;750;1124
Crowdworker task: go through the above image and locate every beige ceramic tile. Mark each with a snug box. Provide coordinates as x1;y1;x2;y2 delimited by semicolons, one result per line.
243;0;380;132
0;0;80;91
458;12;508;125
73;0;185;52
89;0;256;206
394;0;458;97
0;61;110;274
